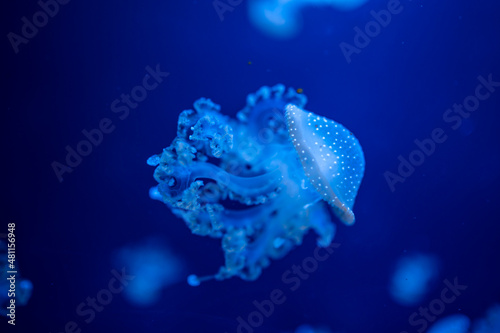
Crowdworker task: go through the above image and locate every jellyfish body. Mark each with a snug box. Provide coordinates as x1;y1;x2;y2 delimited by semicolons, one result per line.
474;304;500;333
389;253;440;306
148;84;365;284
427;314;471;333
291;324;333;333
248;0;368;39
113;238;183;306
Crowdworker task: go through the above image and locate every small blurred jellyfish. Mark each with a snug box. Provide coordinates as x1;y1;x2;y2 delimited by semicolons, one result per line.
0;279;33;317
248;0;368;39
473;304;500;333
295;325;333;333
0;240;33;316
427;314;471;333
281;324;333;333
389;253;440;306
113;238;183;306
426;304;500;333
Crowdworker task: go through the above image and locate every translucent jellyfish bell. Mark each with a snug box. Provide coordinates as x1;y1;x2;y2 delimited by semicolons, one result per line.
285;104;365;225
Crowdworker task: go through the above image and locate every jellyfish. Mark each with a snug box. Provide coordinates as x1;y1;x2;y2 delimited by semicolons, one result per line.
389;253;440;306
0;239;33;316
113;238;183;306
291;324;333;333
147;84;365;285
427;314;471;333
248;0;368;39
473;304;500;333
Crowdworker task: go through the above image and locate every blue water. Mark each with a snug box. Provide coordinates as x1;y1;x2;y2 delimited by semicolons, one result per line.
3;0;500;332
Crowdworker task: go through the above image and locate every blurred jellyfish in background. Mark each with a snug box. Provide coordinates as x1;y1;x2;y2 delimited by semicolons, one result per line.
426;304;500;333
473;304;500;333
292;324;333;333
281;324;335;333
113;238;184;306
427;314;471;333
248;0;368;38
0;239;33;316
389;253;440;306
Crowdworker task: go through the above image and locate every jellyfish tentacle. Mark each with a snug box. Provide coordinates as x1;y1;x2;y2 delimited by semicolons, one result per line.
237;84;307;142
189;162;283;199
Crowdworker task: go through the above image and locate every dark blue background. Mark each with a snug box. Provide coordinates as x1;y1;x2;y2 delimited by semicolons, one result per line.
3;0;500;332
